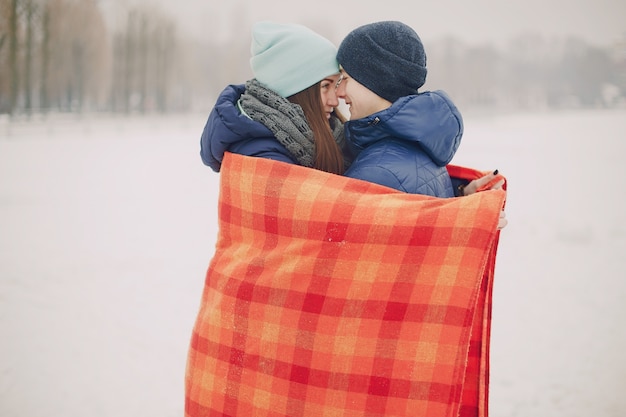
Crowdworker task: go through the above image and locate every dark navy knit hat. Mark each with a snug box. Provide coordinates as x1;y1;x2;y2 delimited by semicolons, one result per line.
337;21;427;103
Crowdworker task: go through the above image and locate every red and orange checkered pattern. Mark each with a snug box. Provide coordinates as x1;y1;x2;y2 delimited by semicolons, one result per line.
186;153;506;417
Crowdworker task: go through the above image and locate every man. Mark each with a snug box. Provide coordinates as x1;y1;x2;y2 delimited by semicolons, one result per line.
335;21;467;197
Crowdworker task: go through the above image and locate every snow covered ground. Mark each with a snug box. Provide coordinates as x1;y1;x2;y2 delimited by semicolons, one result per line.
1;109;625;417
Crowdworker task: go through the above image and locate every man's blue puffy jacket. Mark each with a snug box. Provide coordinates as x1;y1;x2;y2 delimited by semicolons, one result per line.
343;90;463;198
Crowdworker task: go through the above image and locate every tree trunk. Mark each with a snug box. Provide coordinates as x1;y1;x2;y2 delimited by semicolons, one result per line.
24;0;35;115
9;0;19;115
40;4;50;112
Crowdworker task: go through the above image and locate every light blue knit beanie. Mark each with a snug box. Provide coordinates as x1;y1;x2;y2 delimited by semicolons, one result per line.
250;21;340;98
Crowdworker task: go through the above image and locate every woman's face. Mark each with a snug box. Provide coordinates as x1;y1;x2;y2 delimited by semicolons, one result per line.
319;74;341;119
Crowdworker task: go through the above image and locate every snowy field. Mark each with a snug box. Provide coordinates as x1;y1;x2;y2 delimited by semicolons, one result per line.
1;108;625;417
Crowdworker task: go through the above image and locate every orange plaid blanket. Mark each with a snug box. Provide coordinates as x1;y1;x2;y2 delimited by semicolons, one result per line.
186;153;506;417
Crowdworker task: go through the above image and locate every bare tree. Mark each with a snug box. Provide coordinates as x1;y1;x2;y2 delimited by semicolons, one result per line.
23;0;37;114
152;20;176;112
0;0;11;112
39;0;49;111
36;0;107;112
108;5;186;114
8;0;18;115
122;10;136;113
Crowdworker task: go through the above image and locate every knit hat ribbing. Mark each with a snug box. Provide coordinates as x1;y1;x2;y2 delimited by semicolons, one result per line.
250;21;340;98
337;21;427;103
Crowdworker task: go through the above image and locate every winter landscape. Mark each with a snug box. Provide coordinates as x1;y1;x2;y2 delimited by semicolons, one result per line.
1;108;625;417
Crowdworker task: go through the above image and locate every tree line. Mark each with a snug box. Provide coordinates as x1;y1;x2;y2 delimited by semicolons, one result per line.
1;0;625;116
425;34;626;111
0;0;197;115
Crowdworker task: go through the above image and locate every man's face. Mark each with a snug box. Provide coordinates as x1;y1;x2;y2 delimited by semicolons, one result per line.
335;70;392;120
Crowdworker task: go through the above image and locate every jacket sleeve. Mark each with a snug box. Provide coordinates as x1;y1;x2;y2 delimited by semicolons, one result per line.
201;115;298;171
450;176;470;197
228;138;299;166
344;164;406;192
200;108;223;171
199;84;298;172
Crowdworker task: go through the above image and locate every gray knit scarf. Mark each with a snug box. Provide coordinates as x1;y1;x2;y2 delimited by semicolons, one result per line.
239;79;346;168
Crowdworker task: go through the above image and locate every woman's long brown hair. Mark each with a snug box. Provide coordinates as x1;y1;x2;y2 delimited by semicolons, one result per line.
288;85;344;175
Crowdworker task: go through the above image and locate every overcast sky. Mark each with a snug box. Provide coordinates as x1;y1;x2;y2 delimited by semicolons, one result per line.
149;0;625;47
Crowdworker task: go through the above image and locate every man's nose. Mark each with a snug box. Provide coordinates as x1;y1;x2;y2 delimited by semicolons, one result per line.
335;83;346;99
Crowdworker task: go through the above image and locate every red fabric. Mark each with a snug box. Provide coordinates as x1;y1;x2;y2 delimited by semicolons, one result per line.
186;153;506;417
446;165;505;417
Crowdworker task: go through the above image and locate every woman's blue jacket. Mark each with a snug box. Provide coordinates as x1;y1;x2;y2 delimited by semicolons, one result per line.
200;84;298;172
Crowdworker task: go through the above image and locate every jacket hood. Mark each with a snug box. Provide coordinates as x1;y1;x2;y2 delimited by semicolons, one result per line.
200;84;275;171
344;90;463;166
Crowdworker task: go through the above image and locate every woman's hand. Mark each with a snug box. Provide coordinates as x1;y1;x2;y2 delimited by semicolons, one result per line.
462;170;504;196
463;169;508;230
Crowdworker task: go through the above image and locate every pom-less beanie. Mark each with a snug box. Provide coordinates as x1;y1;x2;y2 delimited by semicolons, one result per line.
250;21;340;98
337;21;427;103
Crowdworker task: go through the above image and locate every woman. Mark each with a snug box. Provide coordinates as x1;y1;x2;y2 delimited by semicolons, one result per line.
200;21;349;176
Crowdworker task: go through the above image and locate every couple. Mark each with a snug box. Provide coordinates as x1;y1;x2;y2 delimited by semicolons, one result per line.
201;20;506;209
188;20;508;417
